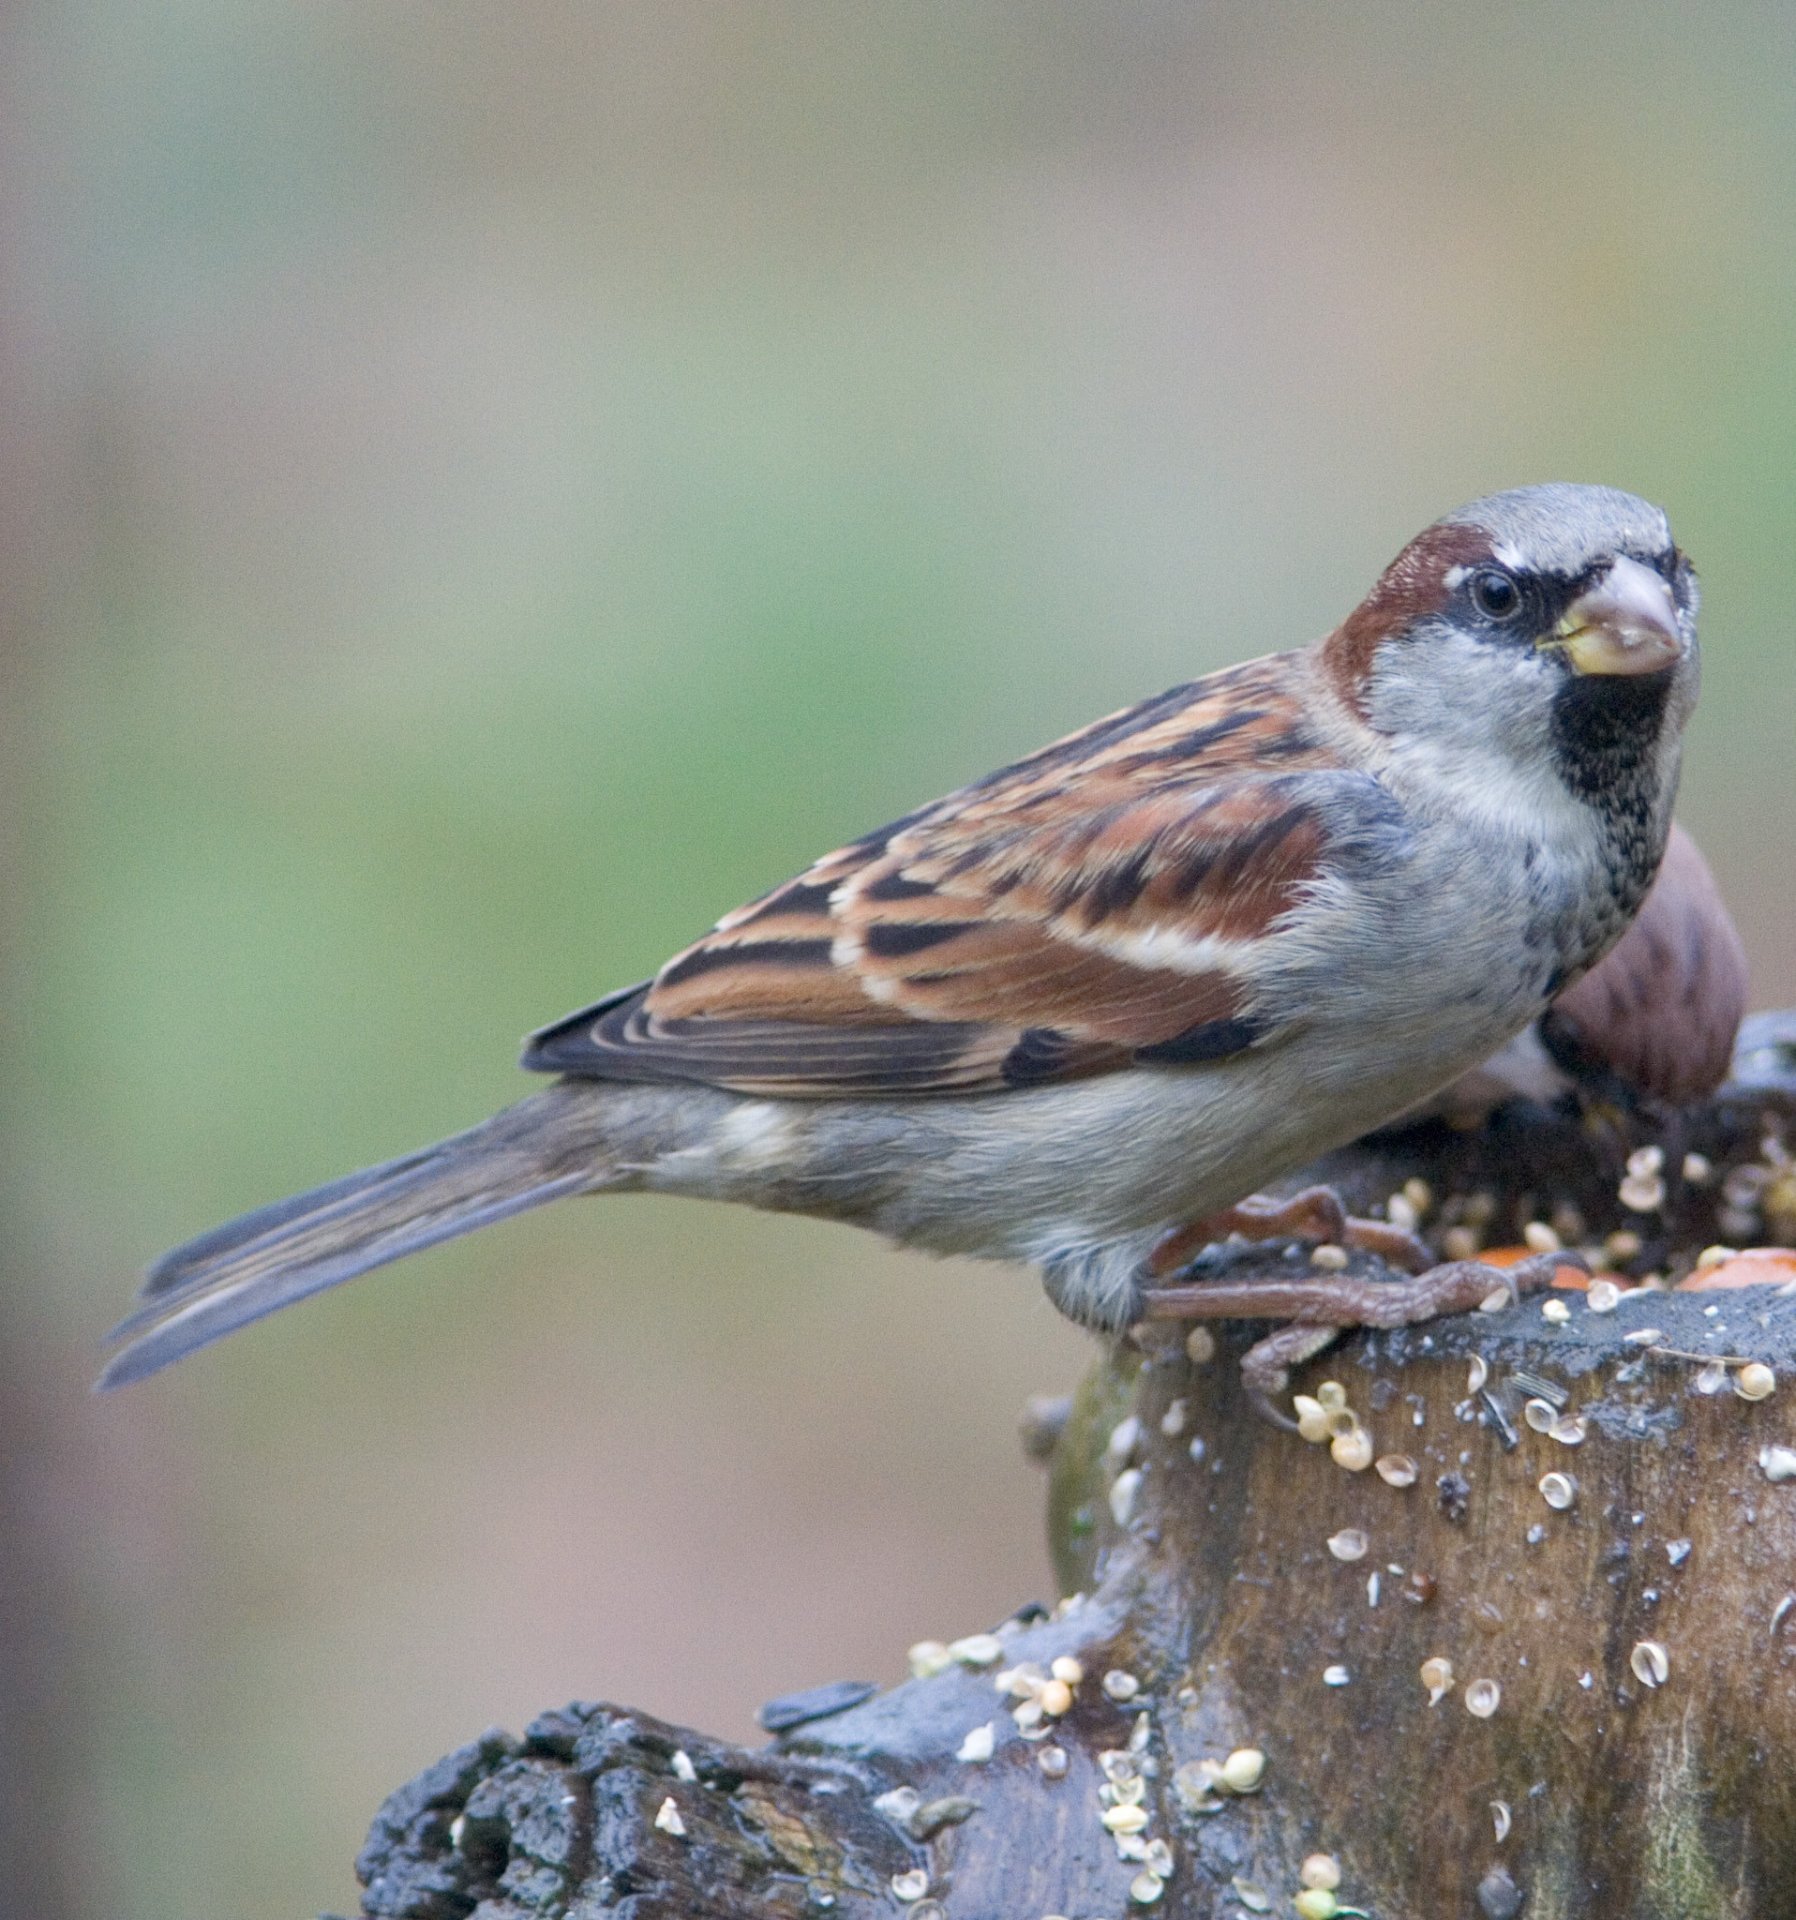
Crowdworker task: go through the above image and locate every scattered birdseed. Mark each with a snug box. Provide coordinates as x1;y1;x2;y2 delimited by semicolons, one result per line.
1512;1368;1567;1409
949;1634;1005;1668
1038;1744;1068;1779
908;1640;953;1679
996;1661;1042;1699
1694;1361;1729;1395
1667;1538;1692;1567
1541;1298;1571;1324
1620;1174;1666;1213
1302;1855;1343;1892
1586;1279;1622;1313
1188;1435;1207;1463
875;1787;922;1829
1466;1357;1490;1394
653;1797;686;1838
1606;1229;1644;1262
1491;1800;1511;1842
1327;1528;1369;1562
1013;1698;1046;1735
1231;1878;1272;1913
1375;1453;1418;1486
909;1798;978;1842
1387;1192;1420;1232
1697;1244;1738;1269
1144;1837;1174;1877
1220;1747;1266;1793
1736;1363;1777;1402
1102;1803;1150;1835
1550;1414;1587;1447
1039;1679;1074;1717
1367;1571;1380;1607
1684;1153;1714;1184
1629;1145;1665;1178
1759;1445;1796;1483
1631;1640;1670;1688
1539;1472;1577;1511
1464;1678;1502;1719
670;1750;697;1783
1523;1221;1561;1254
1159;1398;1188;1438
891;1868;930;1902
1172;1760;1223;1813
1103;1669;1141;1702
1317;1381;1348;1411
1404;1177;1434;1214
1522;1398;1557;1434
1292;1395;1333;1444
1443;1226;1481;1261
1106;1416;1142;1468
1110;1468;1143;1527
1622;1327;1665;1347
1331;1427;1374;1472
1421;1656;1455;1704
1311;1243;1350;1270
1773;1595;1796;1634
1051;1655;1084;1686
1130;1711;1152;1754
957;1722;995;1763
1185;1327;1217;1365
1323;1664;1351;1687
1130;1869;1165;1905
1479;1288;1513;1314
910;1905;946;1920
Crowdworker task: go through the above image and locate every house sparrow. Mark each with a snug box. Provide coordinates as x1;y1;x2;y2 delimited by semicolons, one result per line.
1418;820;1747;1124
101;483;1700;1391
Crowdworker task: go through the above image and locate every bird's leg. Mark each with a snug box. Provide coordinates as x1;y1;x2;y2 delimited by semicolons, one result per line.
1146;1182;1433;1279
1139;1252;1581;1424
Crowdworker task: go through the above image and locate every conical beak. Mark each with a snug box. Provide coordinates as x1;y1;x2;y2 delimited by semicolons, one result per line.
1546;553;1683;676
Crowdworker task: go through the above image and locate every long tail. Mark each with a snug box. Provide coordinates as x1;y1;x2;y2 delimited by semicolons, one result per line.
98;1082;624;1389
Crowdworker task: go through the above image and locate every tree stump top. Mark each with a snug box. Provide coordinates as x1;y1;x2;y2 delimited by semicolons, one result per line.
346;1012;1796;1920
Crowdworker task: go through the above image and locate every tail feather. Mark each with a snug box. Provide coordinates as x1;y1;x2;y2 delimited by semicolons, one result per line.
99;1084;614;1390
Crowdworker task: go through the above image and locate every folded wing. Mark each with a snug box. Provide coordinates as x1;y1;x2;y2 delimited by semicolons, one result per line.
525;657;1398;1097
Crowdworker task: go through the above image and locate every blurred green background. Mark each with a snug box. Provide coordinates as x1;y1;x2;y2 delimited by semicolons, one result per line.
4;4;1794;1914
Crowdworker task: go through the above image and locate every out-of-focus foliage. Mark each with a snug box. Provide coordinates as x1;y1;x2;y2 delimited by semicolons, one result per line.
4;4;1793;1914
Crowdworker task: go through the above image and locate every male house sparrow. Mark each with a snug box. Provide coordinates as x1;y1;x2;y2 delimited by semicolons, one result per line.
102;484;1700;1391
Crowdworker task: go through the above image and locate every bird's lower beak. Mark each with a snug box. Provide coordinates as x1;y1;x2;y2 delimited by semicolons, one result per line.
1546;553;1683;676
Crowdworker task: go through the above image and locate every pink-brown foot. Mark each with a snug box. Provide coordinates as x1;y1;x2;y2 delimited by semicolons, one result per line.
1148;1183;1433;1279
1139;1250;1584;1424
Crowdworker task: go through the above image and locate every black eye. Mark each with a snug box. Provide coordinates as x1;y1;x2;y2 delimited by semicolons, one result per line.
1469;567;1522;621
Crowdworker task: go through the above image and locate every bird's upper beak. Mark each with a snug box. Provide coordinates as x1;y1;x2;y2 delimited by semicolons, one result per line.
1546;553;1684;676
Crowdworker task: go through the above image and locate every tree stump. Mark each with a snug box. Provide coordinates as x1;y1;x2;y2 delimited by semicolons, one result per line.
344;1015;1796;1920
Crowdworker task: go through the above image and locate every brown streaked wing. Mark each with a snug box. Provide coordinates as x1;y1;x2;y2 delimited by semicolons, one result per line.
524;657;1369;1096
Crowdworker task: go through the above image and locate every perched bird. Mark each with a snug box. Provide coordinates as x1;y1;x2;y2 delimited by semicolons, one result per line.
102;484;1701;1392
1422;820;1747;1124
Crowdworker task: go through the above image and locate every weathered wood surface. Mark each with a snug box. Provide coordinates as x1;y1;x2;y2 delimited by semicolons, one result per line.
346;1014;1796;1920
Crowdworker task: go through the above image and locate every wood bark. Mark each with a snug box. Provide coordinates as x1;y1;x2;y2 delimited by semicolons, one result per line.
344;1014;1796;1920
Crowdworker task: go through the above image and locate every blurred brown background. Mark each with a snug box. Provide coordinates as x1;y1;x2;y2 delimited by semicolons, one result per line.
4;4;1794;1915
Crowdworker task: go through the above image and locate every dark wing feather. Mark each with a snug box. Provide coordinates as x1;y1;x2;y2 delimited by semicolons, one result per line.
523;654;1382;1097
